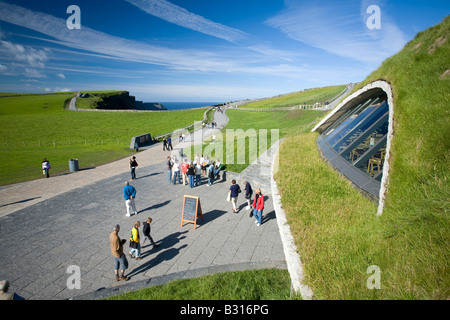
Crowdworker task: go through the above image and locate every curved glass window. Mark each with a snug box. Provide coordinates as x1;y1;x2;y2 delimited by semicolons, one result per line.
318;91;389;197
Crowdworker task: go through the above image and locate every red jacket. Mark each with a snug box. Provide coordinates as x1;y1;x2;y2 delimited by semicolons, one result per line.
252;194;264;210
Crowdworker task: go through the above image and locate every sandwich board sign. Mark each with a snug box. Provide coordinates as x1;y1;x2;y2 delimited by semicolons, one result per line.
181;195;204;229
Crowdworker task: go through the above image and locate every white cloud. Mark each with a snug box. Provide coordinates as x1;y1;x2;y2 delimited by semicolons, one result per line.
24;67;46;78
124;0;249;43
0;39;50;68
57;73;65;80
266;0;407;65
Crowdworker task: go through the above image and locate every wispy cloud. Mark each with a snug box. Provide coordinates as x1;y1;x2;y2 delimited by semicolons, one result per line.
0;2;238;73
124;0;301;62
0;2;315;78
266;0;407;65
124;0;249;43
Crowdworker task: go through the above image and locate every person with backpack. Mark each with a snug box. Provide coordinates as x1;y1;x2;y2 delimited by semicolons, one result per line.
42;158;51;178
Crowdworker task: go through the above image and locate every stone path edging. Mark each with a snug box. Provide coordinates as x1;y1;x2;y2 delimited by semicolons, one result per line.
270;140;314;300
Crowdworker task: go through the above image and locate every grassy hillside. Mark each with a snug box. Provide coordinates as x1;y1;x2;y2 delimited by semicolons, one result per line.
0;92;205;185
238;85;346;109
275;16;449;299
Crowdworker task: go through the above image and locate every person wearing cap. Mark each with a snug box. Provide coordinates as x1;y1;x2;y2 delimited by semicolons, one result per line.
110;224;129;282
123;181;137;217
0;280;24;300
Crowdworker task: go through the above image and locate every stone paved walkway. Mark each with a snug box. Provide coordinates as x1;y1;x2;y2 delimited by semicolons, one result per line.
0;110;287;300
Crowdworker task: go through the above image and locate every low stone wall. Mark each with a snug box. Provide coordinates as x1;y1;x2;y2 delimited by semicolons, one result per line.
130;133;152;149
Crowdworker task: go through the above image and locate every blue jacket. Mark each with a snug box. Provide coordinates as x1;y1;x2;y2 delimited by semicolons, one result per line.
123;185;136;200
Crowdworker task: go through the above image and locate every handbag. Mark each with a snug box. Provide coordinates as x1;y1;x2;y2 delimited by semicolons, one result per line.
226;192;231;202
129;240;137;249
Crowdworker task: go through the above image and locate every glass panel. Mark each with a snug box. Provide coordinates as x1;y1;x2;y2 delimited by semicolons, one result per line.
325;98;376;141
345;119;389;164
332;101;388;153
358;145;387;178
326;105;376;146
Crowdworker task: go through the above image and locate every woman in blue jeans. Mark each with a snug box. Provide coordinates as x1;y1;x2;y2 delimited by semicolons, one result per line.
252;188;264;226
187;164;196;188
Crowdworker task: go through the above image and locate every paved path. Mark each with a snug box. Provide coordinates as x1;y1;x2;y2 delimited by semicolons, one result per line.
0;110;286;300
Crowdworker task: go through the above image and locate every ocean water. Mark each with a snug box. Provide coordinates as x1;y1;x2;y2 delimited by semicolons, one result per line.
159;102;223;110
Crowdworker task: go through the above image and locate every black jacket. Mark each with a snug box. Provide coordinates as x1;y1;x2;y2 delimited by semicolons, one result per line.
143;222;151;236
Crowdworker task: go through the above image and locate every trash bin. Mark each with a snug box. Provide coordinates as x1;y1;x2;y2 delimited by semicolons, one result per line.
69;159;79;172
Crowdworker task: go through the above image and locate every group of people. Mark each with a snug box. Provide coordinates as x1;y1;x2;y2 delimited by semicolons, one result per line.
228;180;265;226
110;217;159;282
166;154;222;187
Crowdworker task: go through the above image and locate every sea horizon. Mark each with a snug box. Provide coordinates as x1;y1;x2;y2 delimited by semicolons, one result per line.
158;101;224;110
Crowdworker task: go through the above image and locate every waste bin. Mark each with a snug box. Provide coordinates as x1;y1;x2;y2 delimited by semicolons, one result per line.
69;159;79;172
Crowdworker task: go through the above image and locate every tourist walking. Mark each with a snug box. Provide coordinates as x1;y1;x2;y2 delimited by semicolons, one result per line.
201;156;209;176
214;159;221;179
252;189;265;226
207;163;214;186
123;181;137;217
129;156;138;180
243;181;253;210
181;160;189;186
142;217;159;249
167;137;173;150
109;224;129;282
229;179;241;213
195;162;202;186
173;160;181;185
187;163;195;188
129;221;141;260
42;158;51;178
166;156;173;183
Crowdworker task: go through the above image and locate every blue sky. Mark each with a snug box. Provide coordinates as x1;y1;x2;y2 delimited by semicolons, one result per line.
0;0;448;102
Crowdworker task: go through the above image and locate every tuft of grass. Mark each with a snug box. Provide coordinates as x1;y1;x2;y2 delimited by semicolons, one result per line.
106;268;295;300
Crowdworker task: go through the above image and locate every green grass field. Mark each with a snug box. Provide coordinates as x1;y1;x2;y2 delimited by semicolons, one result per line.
0;92;205;185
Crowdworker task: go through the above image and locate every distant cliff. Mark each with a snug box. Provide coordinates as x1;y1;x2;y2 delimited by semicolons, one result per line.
77;91;167;110
134;100;167;111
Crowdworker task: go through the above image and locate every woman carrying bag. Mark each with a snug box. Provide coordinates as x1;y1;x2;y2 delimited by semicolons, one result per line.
252;189;264;226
